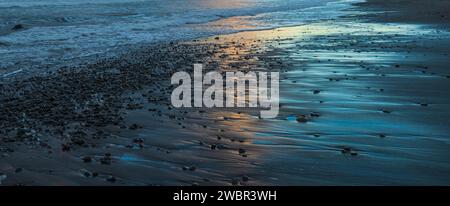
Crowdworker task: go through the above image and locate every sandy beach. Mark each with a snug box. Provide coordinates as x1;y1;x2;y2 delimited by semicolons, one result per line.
1;0;450;185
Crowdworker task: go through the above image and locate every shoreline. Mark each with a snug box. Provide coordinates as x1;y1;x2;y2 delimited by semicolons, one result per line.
1;1;450;185
0;0;353;80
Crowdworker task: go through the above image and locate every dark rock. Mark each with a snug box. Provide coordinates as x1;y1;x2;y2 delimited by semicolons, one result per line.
341;147;358;156
81;169;92;177
82;156;92;163
106;176;116;183
12;24;24;31
381;109;391;114
61;144;70;152
100;154;112;165
133;138;144;144
296;115;308;123
231;179;239;186
242;175;249;182
71;137;85;146
310;112;321;118
341;147;352;154
126;103;143;110
129;124;141;130
83;172;91;177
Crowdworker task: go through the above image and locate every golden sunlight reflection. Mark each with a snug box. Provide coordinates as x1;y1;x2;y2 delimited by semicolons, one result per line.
196;0;256;9
186;22;422;170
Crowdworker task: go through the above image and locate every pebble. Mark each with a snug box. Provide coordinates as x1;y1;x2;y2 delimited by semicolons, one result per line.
106;176;116;183
126;103;144;110
381;109;392;114
341;147;358;156
80;169;92;178
310;112;321;118
100;154;112;165
296;115;309;123
182;166;196;171
133;138;144;144
242;175;249;182
82;156;92;163
61;144;71;152
231;179;239;186
129;124;141;130
12;24;24;31
71;137;85;146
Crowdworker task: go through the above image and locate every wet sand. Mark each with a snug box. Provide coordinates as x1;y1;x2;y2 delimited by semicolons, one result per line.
1;1;450;185
353;0;450;28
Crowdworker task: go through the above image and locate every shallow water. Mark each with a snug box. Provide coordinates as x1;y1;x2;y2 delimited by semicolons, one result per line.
205;22;450;185
0;0;354;76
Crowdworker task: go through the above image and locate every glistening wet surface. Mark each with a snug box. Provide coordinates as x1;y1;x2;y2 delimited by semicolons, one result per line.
1;14;449;186
199;22;450;185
